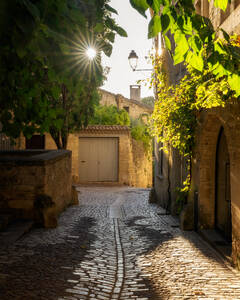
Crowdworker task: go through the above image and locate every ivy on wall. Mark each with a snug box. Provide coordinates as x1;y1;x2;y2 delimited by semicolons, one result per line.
150;36;239;206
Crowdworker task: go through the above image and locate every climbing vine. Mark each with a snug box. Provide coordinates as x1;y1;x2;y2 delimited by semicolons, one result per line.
130;0;240;96
151;43;235;157
150;36;239;206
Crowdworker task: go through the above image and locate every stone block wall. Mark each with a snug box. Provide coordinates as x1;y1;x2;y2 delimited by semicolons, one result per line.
154;142;187;215
17;128;153;188
0;150;72;227
99;89;153;121
182;102;240;268
129;139;152;188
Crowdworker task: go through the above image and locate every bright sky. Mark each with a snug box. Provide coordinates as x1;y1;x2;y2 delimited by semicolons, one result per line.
101;0;154;99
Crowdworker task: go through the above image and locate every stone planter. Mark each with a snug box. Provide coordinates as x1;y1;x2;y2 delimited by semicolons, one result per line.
0;150;72;228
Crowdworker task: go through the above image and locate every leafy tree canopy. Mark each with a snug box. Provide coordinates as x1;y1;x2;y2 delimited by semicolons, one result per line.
89;105;152;152
89;105;130;126
130;0;240;96
0;0;127;148
141;96;155;107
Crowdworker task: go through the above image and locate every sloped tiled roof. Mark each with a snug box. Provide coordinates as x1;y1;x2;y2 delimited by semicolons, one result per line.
79;125;130;133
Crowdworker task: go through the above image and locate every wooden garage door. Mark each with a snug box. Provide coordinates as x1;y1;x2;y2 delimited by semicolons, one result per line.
79;137;119;182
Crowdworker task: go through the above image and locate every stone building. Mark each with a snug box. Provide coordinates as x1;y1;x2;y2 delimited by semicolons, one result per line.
153;47;188;215
155;0;240;267
99;87;152;121
16;89;153;188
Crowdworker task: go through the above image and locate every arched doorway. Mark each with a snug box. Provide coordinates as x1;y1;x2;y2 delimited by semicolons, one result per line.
215;127;232;242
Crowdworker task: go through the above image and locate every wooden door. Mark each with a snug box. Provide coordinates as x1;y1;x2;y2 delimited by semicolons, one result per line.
79;137;118;182
215;128;231;241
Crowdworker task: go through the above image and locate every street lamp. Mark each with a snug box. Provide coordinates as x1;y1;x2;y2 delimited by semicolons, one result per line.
128;50;152;72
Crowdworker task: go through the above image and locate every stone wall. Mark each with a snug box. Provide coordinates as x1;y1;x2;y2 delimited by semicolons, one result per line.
17;127;152;188
154;141;187;215
180;102;240;268
0;150;72;227
129;139;152;188
99;89;153;121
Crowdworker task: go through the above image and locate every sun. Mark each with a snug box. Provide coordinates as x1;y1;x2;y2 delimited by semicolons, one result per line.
86;47;97;60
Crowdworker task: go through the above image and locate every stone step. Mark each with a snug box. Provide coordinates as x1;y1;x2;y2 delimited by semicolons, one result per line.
199;229;232;265
0;220;33;247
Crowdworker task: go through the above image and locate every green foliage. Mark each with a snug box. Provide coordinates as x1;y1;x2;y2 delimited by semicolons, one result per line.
141;96;155;107
175;174;190;213
129;0;240;96
89;105;130;126
149;47;236;209
150;52;234;157
89;105;152;152
0;0;127;148
130;117;152;152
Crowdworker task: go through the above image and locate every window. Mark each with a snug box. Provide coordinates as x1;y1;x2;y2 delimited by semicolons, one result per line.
123;106;129;113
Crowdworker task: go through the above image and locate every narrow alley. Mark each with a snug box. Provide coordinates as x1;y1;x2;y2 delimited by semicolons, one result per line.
1;187;240;300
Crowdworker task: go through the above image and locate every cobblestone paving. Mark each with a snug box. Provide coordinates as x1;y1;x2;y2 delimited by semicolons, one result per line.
1;186;240;299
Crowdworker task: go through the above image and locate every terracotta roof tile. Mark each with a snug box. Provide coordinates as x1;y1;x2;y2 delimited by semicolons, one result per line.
80;125;130;132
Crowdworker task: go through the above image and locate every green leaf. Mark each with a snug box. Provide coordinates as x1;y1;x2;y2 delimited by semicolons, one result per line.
214;0;228;11
221;29;230;41
228;74;240;96
102;42;113;57
130;0;149;18
173;30;189;63
105;17;115;30
16;47;27;58
114;26;128;37
105;17;127;37
161;14;170;32
105;4;118;15
187;52;204;71
51;86;61;99
147;0;162;13
148;15;161;38
94;23;104;33
106;32;115;43
163;34;171;50
22;0;40;21
59;43;70;55
188;35;202;53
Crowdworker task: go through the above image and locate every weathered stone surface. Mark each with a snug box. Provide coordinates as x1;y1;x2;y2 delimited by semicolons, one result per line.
1;186;240;299
0;150;72;227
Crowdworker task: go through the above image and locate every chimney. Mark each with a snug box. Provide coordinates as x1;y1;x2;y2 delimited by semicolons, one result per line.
130;85;141;101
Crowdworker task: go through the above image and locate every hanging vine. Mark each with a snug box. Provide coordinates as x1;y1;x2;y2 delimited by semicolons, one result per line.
150;36;239;207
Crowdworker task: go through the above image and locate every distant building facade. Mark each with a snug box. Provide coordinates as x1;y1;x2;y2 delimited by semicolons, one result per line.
15;89;153;188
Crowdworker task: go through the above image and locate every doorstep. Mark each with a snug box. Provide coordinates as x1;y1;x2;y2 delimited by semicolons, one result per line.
199;229;232;265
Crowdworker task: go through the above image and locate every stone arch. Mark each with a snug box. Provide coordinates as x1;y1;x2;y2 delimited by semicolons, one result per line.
196;106;240;267
198;114;232;230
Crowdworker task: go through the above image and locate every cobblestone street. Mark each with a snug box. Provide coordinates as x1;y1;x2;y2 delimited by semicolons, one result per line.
1;186;240;299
